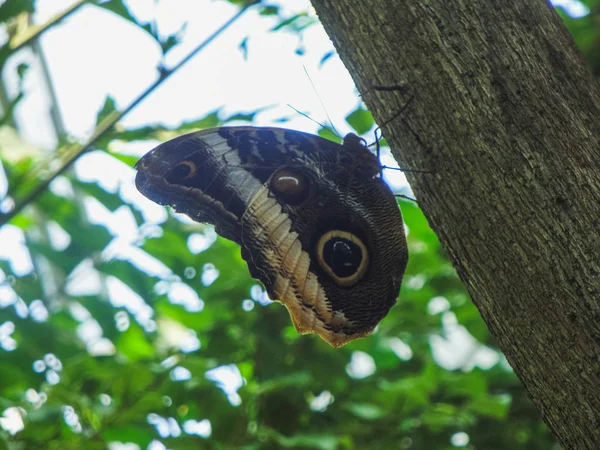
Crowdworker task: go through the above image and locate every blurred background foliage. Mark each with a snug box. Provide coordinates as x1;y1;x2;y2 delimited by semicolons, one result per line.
0;0;597;449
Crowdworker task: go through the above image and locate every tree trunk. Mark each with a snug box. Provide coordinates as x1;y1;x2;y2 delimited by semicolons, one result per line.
310;0;600;448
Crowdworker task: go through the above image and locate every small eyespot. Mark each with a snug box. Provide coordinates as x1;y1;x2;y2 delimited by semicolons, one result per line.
270;168;311;205
316;230;369;287
167;161;196;182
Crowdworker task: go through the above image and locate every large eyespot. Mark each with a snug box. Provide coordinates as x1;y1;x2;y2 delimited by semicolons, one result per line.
166;161;196;182
316;230;369;287
270;168;311;205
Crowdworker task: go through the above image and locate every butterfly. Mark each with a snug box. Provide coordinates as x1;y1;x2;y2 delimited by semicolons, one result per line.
135;126;408;347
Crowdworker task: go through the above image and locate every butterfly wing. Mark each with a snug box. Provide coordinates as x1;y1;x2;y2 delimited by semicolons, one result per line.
135;126;408;347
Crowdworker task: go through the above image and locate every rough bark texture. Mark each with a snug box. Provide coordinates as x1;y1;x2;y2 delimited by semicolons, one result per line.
310;0;600;448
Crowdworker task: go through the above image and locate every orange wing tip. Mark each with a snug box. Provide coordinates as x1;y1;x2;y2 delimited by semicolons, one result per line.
283;302;373;348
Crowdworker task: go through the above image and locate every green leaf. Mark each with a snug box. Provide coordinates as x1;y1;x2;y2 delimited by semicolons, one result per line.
468;394;512;419
96;96;118;126
259;5;279;16
274;433;339;450
116;322;155;362
316;127;341;142
103;426;154;447
319;50;335;67
270;14;302;32
159;23;186;55
98;0;156;40
344;402;385;420
239;36;249;59
345;106;374;135
0;0;33;22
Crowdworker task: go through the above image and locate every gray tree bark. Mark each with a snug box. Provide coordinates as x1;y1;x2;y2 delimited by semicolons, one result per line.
310;1;600;448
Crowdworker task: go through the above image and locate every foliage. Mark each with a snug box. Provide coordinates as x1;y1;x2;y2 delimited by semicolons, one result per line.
554;0;600;76
3;0;595;448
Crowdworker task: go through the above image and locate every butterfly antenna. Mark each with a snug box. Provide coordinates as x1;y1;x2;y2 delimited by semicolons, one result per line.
370;96;432;177
303;66;341;138
370;98;414;174
286;104;331;132
395;193;418;203
383;166;432;174
369;95;415;148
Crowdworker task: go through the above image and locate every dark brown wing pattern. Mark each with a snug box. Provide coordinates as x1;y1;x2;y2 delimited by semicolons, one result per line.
135;126;408;347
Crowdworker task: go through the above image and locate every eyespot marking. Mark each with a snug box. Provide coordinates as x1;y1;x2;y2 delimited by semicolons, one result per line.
316;230;369;287
270;168;311;205
166;161;196;182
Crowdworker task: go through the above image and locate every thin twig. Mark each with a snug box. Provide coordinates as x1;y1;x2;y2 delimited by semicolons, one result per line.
0;1;259;227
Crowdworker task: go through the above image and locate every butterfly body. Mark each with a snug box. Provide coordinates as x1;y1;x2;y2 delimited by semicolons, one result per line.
135;126;408;347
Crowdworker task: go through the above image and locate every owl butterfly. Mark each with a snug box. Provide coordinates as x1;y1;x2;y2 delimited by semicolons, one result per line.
135;127;408;347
